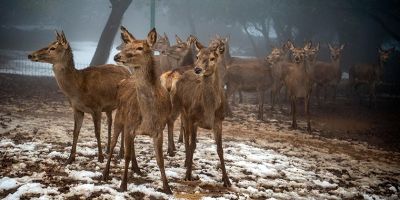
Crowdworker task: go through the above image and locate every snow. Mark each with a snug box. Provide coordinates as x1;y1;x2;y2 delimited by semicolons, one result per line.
65;169;102;182
1;100;400;199
313;180;338;189
0;177;19;191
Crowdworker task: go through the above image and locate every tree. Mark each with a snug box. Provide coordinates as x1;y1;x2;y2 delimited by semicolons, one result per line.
90;0;132;66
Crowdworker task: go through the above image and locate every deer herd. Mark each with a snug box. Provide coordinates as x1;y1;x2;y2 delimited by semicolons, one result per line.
27;26;394;194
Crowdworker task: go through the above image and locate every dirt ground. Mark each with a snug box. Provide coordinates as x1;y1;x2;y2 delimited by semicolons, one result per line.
0;74;399;199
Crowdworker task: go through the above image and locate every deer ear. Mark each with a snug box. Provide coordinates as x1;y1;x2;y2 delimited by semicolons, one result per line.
316;42;320;51
147;28;157;47
224;35;230;43
195;40;205;51
304;41;312;50
340;44;345;51
175;35;183;44
55;30;61;42
120;26;135;44
288;41;295;51
59;31;69;48
163;32;170;43
328;43;334;51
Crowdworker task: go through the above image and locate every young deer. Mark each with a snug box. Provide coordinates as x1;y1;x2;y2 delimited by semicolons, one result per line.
284;42;313;132
211;36;272;119
349;47;393;107
266;44;292;110
102;27;172;194
28;31;130;164
310;44;344;104
171;40;231;187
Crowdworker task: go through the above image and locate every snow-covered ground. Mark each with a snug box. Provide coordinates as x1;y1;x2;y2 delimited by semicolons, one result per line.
1;97;400;199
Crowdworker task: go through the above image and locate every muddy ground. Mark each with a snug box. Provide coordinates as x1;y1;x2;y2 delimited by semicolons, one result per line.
0;74;399;199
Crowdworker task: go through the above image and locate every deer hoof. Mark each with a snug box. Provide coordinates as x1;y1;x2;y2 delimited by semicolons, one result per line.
167;150;176;157
223;178;232;187
163;186;173;194
119;183;128;192
64;157;75;165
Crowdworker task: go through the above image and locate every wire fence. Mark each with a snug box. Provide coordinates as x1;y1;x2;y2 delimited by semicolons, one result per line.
0;55;89;77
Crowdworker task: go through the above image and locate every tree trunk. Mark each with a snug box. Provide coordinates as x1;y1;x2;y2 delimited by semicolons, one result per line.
241;22;260;58
90;0;132;66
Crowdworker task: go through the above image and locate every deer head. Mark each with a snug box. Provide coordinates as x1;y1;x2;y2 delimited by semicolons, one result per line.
193;41;222;77
378;47;394;63
165;35;194;59
288;41;306;64
328;43;345;62
265;47;284;65
28;31;71;64
303;41;320;63
153;32;170;53
114;26;157;69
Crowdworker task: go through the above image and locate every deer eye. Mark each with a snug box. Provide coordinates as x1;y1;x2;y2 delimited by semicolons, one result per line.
136;47;143;51
210;57;215;61
49;47;56;51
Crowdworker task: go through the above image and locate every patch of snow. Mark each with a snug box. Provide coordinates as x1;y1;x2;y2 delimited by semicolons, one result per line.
66;169;101;182
313;180;338;189
4;183;58;200
0;177;19;191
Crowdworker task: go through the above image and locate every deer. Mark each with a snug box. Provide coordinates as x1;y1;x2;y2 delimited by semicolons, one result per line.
266;42;293;110
170;39;231;187
284;41;313;132
349;47;393;107
310;44;344;105
102;26;172;194
28;31;130;164
210;36;272;119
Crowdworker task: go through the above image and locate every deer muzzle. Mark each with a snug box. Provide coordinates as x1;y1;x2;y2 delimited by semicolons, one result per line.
194;67;203;75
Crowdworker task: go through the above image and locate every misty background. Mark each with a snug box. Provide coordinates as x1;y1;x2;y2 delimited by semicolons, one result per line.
0;0;399;82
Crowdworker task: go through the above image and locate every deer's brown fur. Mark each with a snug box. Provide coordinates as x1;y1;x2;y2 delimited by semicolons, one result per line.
102;27;172;194
311;44;344;104
349;48;393;106
28;31;130;164
171;40;231;187
284;42;313;132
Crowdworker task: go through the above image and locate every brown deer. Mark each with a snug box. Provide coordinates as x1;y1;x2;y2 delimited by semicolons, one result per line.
102;27;172;194
266;43;292;110
210;36;272;119
284;41;313;132
349;47;393;107
28;31;130;164
311;44;344;104
171;40;231;187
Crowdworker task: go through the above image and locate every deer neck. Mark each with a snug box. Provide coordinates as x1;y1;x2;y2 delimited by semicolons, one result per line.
52;50;81;97
225;43;233;64
180;49;194;66
133;55;160;88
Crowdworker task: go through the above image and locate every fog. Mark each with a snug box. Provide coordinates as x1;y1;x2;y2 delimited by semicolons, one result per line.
0;0;399;81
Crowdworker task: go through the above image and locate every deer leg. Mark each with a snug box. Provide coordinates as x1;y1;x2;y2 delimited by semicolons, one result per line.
291;97;297;129
92;112;104;163
167;118;176;156
120;131;132;191
102;119;122;181
182;116;190;168
106;111;112;154
153;132;172;194
65;110;84;165
185;120;196;181
130;135;141;175
119;131;124;159
305;96;311;133
224;86;233;116
178;119;184;143
214;121;231;187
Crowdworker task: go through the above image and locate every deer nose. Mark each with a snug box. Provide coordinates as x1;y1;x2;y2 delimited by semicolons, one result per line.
114;54;121;62
28;54;33;59
194;67;202;74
